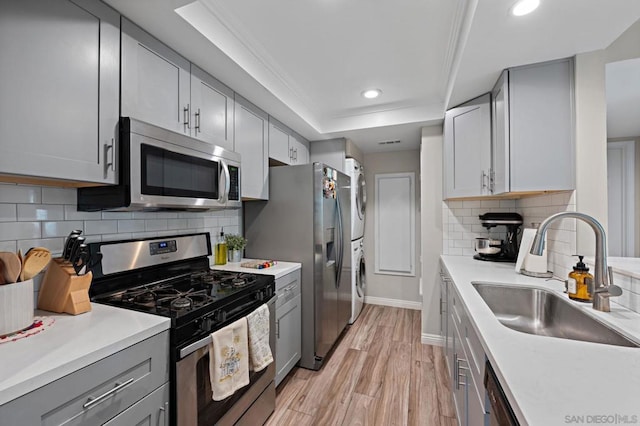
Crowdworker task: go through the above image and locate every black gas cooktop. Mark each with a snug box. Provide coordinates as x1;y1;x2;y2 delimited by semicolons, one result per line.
93;270;263;317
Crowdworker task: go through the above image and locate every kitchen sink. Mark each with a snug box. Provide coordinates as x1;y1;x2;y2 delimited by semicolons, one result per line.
472;282;639;348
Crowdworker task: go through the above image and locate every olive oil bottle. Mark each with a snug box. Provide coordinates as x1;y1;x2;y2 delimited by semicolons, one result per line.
214;229;227;265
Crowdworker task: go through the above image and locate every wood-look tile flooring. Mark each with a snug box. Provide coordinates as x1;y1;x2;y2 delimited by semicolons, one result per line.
266;304;457;426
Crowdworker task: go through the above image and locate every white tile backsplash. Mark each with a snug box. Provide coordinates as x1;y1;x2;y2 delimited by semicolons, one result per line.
17;204;64;221
0;183;41;203
442;191;577;279
0;183;243;268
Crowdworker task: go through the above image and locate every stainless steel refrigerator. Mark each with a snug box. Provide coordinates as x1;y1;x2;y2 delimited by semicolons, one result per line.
244;163;351;370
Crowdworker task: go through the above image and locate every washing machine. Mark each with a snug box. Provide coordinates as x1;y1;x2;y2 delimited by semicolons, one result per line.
349;237;366;324
346;158;366;240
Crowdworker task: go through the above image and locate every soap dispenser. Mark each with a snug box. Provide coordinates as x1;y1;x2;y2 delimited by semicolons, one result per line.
214;228;227;265
568;255;593;302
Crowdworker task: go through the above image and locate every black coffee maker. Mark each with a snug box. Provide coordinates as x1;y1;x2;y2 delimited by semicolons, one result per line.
473;212;523;262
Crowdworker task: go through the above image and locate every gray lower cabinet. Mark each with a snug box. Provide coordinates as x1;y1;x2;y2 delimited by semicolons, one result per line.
234;94;269;200
275;269;302;386
0;331;169;426
491;58;575;194
0;0;119;184
443;93;492;199
441;264;488;426
103;383;169;426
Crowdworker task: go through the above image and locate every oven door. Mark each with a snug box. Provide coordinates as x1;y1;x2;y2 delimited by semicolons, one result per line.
128;124;241;210
176;296;276;426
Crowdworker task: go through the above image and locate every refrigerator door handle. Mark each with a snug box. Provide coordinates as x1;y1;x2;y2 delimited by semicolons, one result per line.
335;192;344;289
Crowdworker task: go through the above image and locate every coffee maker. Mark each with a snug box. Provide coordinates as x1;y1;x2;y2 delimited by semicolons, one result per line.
474;212;523;262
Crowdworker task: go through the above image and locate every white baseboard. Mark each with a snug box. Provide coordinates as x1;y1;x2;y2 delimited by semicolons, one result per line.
364;296;421;310
421;333;444;346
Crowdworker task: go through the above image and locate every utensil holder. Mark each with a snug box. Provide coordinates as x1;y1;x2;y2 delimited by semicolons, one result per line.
38;258;92;315
0;279;34;335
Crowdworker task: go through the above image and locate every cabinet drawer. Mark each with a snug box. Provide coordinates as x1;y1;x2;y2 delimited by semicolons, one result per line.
276;270;301;308
0;331;169;426
103;383;169;426
463;318;488;413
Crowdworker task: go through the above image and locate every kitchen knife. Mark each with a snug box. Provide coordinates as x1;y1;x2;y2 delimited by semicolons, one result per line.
73;244;89;275
62;230;82;260
68;236;85;265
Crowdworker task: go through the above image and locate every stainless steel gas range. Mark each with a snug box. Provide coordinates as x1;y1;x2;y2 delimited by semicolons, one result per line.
88;233;276;426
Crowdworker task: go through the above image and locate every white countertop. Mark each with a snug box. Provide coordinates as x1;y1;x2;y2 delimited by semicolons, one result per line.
441;256;640;425
211;258;301;279
0;304;169;406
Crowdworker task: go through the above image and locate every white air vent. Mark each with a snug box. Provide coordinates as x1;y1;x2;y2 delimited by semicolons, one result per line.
378;140;401;145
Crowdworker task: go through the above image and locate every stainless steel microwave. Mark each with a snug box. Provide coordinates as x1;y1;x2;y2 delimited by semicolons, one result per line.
78;118;241;211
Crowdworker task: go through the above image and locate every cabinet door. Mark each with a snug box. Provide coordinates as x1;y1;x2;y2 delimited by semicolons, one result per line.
509;59;574;192
0;0;119;184
121;18;190;136
276;293;302;386
235;95;268;199
269;121;292;164
451;320;467;425
290;135;309;165
103;383;169;426
443;94;492;199
492;71;509;195
191;65;234;151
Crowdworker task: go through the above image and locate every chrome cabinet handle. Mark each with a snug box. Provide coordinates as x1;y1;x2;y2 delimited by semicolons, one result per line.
276;319;280;338
159;401;169;426
481;170;489;191
104;139;115;177
489;168;496;193
195;108;201;133
294;148;298;161
83;378;135;409
183;104;190;131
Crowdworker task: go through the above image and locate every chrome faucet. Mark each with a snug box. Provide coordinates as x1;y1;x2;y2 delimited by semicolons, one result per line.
530;212;622;312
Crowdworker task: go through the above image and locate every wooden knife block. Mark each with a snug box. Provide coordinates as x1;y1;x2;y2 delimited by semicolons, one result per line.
38;258;92;315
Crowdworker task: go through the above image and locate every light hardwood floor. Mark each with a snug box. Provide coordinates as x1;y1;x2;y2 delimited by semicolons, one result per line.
266;304;457;426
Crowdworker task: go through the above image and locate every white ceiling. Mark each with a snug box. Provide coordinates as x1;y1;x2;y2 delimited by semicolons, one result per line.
606;58;640;139
104;0;640;153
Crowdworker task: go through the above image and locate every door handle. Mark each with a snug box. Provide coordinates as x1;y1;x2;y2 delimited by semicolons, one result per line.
104;139;115;178
183;104;190;131
83;378;135;409
159;401;169;426
219;160;231;204
195;108;201;134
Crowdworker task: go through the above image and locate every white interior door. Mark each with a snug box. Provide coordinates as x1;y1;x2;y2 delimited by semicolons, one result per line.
607;141;635;256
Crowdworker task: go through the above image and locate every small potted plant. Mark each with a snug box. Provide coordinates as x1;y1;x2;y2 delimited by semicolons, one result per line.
225;234;247;263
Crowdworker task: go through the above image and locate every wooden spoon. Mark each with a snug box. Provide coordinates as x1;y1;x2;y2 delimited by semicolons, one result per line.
21;247;52;281
0;252;22;284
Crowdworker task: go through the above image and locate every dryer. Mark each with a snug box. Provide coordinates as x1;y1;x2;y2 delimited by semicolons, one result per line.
350;237;366;324
346;158;366;240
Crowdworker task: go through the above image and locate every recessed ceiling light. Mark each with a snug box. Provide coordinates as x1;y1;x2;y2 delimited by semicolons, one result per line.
362;89;382;99
511;0;540;16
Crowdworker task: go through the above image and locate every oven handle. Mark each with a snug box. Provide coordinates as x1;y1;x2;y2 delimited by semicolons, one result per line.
179;296;277;359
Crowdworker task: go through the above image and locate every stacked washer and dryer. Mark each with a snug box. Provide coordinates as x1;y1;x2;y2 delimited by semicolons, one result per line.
346;158;366;324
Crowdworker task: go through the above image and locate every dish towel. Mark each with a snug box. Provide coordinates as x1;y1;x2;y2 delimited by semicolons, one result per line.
209;317;250;401
246;304;274;372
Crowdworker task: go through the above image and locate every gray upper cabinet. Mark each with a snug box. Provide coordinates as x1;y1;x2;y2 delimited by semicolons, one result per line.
443;93;492;199
122;20;234;150
268;118;309;165
492;58;575;194
0;0;119;184
191;65;234;151
269;120;293;164
234;94;268;200
121;17;190;136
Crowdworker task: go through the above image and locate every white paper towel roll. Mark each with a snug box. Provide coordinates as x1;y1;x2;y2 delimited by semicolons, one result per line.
515;228;549;274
